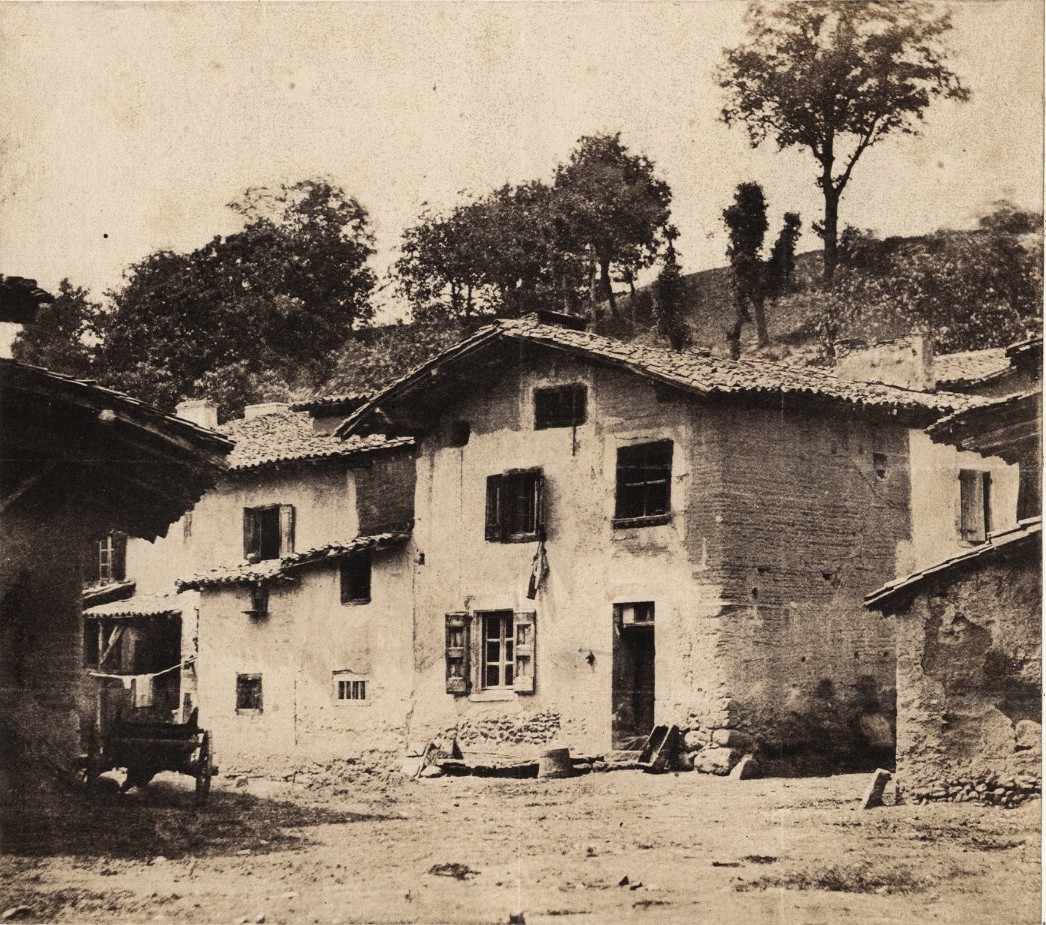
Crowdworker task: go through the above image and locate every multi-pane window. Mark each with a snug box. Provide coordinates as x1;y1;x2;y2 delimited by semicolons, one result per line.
336;678;367;701
445;611;536;695
534;384;587;430
236;674;263;712
483;612;514;689
243;505;294;560
340;551;372;604
485;469;543;542
94;532;127;585
614;441;673;526
959;469;992;544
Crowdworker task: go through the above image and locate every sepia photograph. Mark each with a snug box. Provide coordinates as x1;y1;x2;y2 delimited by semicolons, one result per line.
0;2;1042;923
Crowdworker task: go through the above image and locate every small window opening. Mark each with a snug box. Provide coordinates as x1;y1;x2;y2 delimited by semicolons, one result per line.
615;602;655;626
340;551;372;604
244;584;269;618
236;674;263;712
534;384;587;430
872;453;888;479
336;678;367;701
448;420;471;447
485;470;542;542
614;441;673;527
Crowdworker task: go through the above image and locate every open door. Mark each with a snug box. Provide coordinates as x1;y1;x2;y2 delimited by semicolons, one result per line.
611;603;655;749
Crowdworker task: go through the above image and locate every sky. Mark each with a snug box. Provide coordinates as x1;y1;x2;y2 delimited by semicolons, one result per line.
0;0;1042;340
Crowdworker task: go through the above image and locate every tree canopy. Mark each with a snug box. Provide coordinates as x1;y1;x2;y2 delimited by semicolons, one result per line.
395;133;672;322
719;2;968;283
11;278;98;377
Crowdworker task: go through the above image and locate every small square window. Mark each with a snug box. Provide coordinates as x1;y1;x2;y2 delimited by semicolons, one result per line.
535;384;587;430
340;551;372;604
335;676;367;702
236;674;263;712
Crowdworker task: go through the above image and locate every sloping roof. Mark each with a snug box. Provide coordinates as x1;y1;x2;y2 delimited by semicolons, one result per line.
220;408;411;472
1;359;232;540
289;392;372;415
933;348;1011;389
926;389;1040;464
864;518;1042;610
337;316;980;437
0;276;54;324
177;531;411;590
84;591;186;620
82;579;136;609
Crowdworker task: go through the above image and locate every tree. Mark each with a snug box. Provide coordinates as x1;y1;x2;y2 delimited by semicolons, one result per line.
720;2;968;284
93;178;376;417
723;182;769;356
11;278;98;377
553;133;672;314
651;230;691;350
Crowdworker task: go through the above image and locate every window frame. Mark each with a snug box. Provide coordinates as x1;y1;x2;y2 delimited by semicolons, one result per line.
445;611;536;696
613;440;673;528
235;673;263;713
959;468;992;544
340;550;373;605
481;611;515;690
485;468;543;543
94;532;127;585
534;383;588;431
333;672;369;704
614;601;656;627
243;504;295;561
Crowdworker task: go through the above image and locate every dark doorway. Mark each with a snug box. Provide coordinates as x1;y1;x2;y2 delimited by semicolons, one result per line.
612;605;655;750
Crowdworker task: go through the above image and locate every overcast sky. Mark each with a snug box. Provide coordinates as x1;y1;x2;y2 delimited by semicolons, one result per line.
1;1;1042;331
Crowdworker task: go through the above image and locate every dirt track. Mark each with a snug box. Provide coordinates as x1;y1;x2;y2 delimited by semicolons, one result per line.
1;768;1039;924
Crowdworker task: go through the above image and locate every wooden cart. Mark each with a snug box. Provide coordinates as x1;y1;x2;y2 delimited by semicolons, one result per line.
84;707;215;807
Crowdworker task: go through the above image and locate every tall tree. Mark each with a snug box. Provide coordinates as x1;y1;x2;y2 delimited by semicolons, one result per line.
719;2;968;284
554;133;672;314
651;229;691;351
10;278;98;377
93;178;376;416
723;182;769;356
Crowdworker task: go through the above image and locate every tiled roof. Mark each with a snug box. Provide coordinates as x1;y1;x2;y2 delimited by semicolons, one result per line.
220;408;411;472
337;316;980;436
289;392;372;414
864;517;1041;609
84;591;185;620
177;531;411;590
933;348;1011;388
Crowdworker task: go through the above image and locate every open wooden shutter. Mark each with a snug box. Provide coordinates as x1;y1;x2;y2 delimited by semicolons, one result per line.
533;472;545;535
485;476;502;541
112;533;128;582
513;611;536;693
445;612;470;694
959;469;986;543
279;504;296;555
243;509;260;559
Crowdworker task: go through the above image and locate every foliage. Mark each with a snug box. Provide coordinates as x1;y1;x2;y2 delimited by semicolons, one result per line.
91;179;376;417
554;133;673;313
722;182;802;354
10;278;98;377
395;133;672;322
651;231;691;350
807;206;1043;356
720;2;968;283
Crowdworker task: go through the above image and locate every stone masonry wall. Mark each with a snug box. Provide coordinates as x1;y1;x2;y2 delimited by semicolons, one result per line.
893;547;1041;807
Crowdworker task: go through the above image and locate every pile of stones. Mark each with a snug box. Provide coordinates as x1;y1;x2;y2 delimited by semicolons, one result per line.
910;772;1040;808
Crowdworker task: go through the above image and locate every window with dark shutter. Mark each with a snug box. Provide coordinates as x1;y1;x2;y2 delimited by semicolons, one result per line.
340;551;372;604
959;469;992;543
236;674;263;712
614;441;673;527
243;505;292;560
535;384;587;430
445;613;470;694
484;470;543;542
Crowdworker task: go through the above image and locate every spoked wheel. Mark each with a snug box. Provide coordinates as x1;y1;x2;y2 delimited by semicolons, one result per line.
194;732;213;808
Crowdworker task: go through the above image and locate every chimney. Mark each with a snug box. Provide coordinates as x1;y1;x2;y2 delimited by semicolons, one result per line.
833;335;935;392
175;399;218;430
243;402;290;421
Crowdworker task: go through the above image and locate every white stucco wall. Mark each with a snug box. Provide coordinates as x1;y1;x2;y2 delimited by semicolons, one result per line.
902;430;1020;575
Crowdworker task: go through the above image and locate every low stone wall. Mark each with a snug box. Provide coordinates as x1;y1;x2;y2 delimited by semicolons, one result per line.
907;768;1041;808
437;709;562;752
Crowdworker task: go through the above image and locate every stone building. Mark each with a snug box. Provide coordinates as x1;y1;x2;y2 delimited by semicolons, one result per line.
337;313;1014;771
1;357;229;785
85;401;415;771
866;378;1041;806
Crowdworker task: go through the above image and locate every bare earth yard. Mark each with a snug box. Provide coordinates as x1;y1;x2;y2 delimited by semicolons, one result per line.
1;769;1039;925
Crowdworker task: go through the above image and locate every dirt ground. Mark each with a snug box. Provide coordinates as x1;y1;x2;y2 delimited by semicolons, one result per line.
0;767;1040;925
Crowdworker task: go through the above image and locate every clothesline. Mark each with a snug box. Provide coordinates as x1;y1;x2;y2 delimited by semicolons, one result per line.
88;655;196;682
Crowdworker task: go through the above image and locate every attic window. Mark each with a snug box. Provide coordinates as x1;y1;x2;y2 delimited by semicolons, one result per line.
534;384;587;430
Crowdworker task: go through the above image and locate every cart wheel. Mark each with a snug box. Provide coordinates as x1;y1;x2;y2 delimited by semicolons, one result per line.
194;732;213;808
